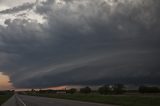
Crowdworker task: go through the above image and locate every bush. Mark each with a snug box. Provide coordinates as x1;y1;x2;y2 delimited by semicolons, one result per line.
80;87;91;94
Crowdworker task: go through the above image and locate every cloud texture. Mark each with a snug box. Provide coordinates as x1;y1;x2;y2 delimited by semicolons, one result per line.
0;0;160;88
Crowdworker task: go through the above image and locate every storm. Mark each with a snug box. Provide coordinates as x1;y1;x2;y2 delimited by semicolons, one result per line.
0;0;160;89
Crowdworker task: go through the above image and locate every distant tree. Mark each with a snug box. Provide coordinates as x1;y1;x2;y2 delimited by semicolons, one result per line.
11;90;15;93
139;86;160;93
113;84;125;94
98;85;111;94
80;87;91;94
31;89;35;92
0;90;14;95
139;86;146;93
67;88;77;94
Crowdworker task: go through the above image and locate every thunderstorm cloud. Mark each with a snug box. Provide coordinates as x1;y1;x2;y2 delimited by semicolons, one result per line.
0;0;160;88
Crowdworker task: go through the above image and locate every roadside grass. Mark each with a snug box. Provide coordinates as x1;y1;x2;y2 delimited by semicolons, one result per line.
0;95;12;105
30;93;160;106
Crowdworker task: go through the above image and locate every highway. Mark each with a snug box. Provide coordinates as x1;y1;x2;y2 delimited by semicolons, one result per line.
2;94;118;106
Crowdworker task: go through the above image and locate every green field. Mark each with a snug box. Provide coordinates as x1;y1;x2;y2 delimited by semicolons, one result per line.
0;95;12;105
31;93;160;106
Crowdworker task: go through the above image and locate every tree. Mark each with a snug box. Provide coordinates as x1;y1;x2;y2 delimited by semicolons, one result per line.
98;85;111;94
67;88;77;94
113;84;125;94
31;89;35;92
139;86;160;93
80;87;91;94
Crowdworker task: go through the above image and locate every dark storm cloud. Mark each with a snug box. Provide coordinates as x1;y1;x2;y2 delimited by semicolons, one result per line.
0;0;160;88
0;2;34;14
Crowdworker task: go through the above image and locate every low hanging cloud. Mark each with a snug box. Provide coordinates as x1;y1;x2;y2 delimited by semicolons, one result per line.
0;3;35;14
0;0;160;89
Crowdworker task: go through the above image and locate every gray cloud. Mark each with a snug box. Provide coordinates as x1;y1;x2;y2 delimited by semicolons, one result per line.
0;0;160;89
0;2;34;14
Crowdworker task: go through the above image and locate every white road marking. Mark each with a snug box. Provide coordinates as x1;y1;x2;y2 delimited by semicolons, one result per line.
15;95;27;106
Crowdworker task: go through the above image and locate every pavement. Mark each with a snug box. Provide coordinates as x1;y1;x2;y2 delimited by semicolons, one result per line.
2;94;118;106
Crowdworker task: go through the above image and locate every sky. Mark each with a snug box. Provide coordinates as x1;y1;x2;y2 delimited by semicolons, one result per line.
0;0;160;89
0;72;13;90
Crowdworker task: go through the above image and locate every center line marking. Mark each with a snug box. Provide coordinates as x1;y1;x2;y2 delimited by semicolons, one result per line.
15;95;27;106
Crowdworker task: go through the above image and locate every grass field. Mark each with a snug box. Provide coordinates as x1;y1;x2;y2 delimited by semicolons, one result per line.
0;95;12;105
31;93;160;106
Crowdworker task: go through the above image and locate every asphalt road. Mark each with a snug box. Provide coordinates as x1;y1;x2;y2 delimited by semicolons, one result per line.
1;95;17;106
2;94;118;106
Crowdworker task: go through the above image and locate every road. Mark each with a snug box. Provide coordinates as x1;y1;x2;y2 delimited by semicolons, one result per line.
2;94;118;106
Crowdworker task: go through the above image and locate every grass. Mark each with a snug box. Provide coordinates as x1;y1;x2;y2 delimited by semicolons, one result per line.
30;93;160;106
0;95;12;105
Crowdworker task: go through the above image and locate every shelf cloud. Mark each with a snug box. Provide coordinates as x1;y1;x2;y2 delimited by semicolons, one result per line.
0;0;160;89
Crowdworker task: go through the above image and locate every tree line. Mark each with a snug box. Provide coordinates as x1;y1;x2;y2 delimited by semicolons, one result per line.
78;85;160;94
79;84;125;94
22;84;160;95
0;90;14;95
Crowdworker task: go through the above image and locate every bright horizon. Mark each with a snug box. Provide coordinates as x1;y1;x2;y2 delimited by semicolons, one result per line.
0;72;83;90
0;72;13;90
